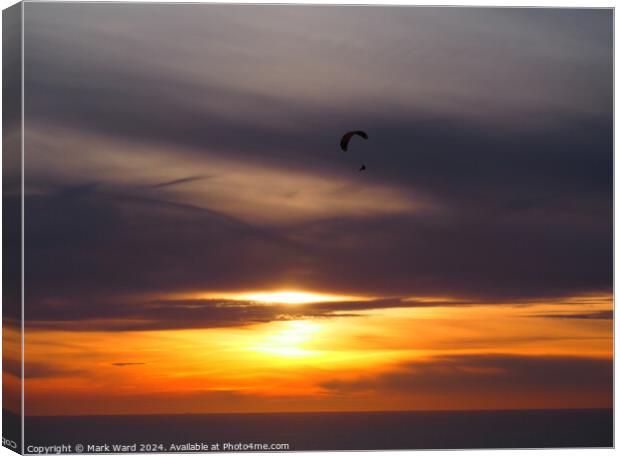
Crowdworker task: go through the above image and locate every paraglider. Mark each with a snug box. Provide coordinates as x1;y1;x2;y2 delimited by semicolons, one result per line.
340;130;368;171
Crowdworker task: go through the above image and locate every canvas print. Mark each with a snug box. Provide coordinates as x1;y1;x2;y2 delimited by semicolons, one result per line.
2;2;613;453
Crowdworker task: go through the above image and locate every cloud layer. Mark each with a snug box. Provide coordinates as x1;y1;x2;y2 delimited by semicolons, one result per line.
19;5;613;329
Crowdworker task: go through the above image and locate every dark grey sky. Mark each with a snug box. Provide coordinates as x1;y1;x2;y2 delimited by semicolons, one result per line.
19;4;612;329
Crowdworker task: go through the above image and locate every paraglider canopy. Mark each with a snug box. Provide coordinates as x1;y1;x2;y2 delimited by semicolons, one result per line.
340;130;368;151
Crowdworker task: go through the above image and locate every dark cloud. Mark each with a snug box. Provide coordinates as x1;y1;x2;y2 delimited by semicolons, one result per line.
24;296;403;331
23;187;298;310
320;354;613;399
22;362;86;379
149;176;210;189
21;176;611;329
3;358;21;378
529;310;613;320
111;363;147;367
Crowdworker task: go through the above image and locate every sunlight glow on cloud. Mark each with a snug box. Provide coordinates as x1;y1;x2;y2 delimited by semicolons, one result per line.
25;127;433;225
197;290;372;305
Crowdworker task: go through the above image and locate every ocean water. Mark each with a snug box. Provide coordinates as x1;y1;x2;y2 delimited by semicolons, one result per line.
14;409;613;452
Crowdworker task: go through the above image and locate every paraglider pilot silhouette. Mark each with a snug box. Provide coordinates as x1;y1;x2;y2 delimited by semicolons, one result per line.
340;130;368;171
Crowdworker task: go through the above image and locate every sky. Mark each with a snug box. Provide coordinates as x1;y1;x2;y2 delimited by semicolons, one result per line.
5;4;612;415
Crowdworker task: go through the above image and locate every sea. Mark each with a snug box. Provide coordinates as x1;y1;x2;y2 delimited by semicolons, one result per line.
3;409;613;453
